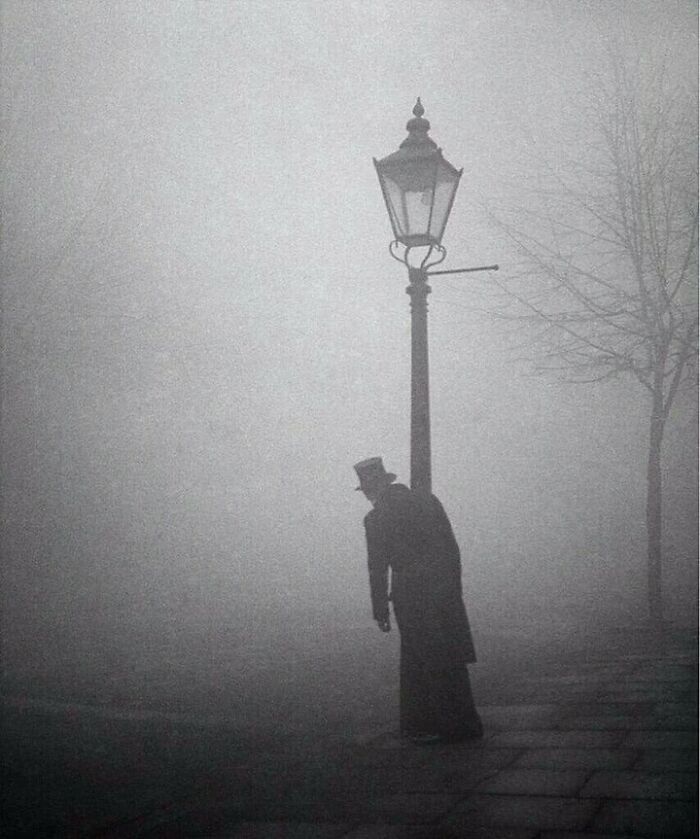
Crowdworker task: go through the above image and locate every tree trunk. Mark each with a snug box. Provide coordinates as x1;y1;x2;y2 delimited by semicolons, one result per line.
646;391;665;628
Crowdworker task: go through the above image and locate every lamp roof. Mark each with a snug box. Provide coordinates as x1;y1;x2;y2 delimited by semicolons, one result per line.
375;98;459;174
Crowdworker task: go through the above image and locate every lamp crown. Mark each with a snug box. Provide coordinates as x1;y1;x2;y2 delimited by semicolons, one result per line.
401;97;436;150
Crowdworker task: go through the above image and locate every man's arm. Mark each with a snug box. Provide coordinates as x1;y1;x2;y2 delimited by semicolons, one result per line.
364;513;391;632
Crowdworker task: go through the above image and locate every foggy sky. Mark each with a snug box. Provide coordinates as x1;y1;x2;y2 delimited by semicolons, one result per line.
1;1;697;661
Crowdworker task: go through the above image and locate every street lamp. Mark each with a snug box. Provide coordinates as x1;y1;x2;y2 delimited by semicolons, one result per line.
374;98;462;250
374;99;498;492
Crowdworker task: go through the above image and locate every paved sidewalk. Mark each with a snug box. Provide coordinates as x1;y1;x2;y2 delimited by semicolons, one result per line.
99;625;697;839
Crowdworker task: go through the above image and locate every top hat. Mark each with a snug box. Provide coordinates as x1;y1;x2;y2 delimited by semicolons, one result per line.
354;457;397;492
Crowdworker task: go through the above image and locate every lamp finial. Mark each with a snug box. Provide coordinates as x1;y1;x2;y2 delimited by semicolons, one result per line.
401;98;435;150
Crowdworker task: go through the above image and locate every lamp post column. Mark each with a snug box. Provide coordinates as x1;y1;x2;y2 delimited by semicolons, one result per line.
407;266;431;493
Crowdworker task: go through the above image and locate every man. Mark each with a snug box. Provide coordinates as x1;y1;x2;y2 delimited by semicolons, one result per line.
354;456;482;744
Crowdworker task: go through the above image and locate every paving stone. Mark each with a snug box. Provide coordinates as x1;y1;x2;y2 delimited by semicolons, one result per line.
334;824;430;839
481;703;561;715
514;748;638;771
539;833;655;839
421;746;521;772
651;703;697;730
620;730;693;750
132;800;249;838
579;769;697;801
325;761;428;799
654;702;699;716
340;827;440;839
559;702;653;718
479;704;563;730
539;833;642;839
362;733;423;752
554;715;655;731
490;730;624;749
342;825;538;839
534;675;595;687
650;715;697;731
437;830;538;839
633;749;698;771
351;747;433;770
220;823;351;838
361;792;462;823
622;678;696;693
512;690;601;704
616;653;662;663
599;686;697;703
582;668;627;679
594;690;665;703
390;761;494;793
592;685;663;697
599;679;692;692
475;768;589;796
591;799;698;835
244;801;342;824
516;692;604;705
665;653;698;665
446;794;599;831
632;664;696;682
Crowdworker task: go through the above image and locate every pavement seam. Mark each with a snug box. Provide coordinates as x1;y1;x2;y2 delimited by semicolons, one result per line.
581;793;614;834
424;788;474;827
503;746;532;769
576;765;600;794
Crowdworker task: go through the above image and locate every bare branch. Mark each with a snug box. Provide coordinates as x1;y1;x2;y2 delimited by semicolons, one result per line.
482;50;698;412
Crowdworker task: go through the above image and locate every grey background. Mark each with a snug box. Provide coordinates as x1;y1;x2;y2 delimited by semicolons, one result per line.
1;1;697;700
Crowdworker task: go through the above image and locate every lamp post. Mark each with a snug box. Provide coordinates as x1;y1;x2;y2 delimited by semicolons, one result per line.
374;99;498;493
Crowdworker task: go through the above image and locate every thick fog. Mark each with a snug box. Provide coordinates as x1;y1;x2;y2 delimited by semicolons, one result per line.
2;1;697;710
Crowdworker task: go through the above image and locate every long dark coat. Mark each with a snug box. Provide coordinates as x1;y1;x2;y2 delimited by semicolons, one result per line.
363;483;480;737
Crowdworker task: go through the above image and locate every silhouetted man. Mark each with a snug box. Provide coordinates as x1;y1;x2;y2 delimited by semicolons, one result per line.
354;457;482;744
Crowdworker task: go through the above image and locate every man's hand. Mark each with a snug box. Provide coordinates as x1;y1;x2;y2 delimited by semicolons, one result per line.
376;617;391;633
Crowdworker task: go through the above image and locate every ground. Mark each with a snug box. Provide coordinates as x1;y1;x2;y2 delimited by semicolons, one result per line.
1;614;697;838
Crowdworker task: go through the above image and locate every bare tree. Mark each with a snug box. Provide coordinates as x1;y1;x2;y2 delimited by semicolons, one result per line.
490;54;698;626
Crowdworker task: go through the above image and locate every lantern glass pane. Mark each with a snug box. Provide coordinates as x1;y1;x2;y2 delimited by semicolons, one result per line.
404;187;433;237
381;173;406;238
378;156;438;243
428;161;460;242
390;157;437;193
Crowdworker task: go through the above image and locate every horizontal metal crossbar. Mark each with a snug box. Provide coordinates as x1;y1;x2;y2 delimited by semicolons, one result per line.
427;264;499;276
